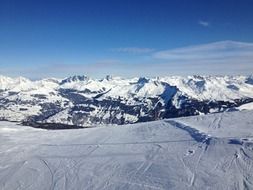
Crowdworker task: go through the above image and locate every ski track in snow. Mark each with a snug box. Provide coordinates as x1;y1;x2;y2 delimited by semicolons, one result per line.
0;111;253;189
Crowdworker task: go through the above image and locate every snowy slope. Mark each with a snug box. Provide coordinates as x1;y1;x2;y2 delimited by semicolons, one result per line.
175;110;253;137
0;110;253;189
237;102;253;110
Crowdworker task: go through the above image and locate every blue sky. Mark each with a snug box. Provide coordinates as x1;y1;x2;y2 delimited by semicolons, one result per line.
1;0;253;78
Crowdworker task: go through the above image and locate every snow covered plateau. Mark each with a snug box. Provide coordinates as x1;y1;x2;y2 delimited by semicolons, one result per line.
0;110;253;189
1;75;253;127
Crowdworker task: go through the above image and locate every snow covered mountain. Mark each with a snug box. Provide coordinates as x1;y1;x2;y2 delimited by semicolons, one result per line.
0;75;253;127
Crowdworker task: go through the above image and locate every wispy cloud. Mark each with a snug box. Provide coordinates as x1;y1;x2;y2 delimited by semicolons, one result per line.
151;40;253;76
153;40;253;61
198;20;210;27
111;47;155;54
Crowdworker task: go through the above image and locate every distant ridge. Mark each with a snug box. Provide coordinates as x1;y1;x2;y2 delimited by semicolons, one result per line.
1;75;253;127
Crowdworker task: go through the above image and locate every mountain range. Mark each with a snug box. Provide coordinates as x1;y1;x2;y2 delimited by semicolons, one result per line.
1;75;253;127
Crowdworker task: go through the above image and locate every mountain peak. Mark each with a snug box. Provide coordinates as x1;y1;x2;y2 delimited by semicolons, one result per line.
60;75;89;84
105;75;113;81
137;77;149;84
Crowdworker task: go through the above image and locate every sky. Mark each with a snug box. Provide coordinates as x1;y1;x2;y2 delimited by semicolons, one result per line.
0;0;253;79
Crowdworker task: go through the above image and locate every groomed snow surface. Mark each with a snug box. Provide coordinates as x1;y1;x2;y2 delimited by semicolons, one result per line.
1;110;253;190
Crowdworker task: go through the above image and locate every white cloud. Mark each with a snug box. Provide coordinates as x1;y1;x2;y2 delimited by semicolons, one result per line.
153;40;253;61
111;47;155;54
150;40;253;76
198;20;210;27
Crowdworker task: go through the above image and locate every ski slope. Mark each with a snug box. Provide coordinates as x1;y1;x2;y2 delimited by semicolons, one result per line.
0;110;253;189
